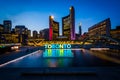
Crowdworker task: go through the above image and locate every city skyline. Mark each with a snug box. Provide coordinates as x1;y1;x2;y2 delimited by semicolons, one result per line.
0;0;120;34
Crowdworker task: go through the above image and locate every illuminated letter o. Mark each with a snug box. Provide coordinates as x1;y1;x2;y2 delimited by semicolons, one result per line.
48;44;52;48
67;44;71;48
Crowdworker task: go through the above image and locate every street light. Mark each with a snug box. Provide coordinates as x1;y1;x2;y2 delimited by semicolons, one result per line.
51;15;54;19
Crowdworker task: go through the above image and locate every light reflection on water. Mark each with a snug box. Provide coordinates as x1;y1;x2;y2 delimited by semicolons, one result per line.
3;49;120;67
44;58;73;67
43;49;73;67
43;49;73;57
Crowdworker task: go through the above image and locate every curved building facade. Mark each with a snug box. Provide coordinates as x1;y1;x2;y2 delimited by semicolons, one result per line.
62;15;71;40
49;16;59;40
62;6;75;40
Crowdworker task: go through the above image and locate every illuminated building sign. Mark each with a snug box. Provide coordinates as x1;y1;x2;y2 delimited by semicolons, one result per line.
45;44;71;49
43;49;73;57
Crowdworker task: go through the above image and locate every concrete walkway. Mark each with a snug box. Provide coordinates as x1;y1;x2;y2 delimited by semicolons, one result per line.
0;46;41;65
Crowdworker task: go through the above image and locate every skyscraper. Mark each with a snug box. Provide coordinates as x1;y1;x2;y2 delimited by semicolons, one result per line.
33;30;38;39
79;23;82;36
62;6;75;40
15;25;28;35
40;28;49;40
3;20;12;33
15;25;28;44
62;15;70;40
49;16;59;40
27;30;31;38
70;6;75;40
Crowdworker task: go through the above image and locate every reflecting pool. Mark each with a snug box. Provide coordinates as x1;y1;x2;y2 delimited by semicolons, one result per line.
2;49;120;68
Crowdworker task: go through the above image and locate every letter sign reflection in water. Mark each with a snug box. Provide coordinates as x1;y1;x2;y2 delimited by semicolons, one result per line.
43;49;73;57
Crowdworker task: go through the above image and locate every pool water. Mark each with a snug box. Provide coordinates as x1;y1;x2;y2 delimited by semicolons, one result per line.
3;49;120;67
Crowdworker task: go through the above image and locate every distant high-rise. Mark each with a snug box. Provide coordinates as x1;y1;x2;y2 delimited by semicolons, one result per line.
62;6;75;40
15;25;28;44
27;30;31;38
3;20;12;33
40;28;49;40
49;16;59;40
33;30;38;39
79;23;82;36
15;25;28;35
39;31;44;38
0;24;4;33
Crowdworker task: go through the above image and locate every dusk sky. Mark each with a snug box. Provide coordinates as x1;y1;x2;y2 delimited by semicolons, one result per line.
0;0;120;35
